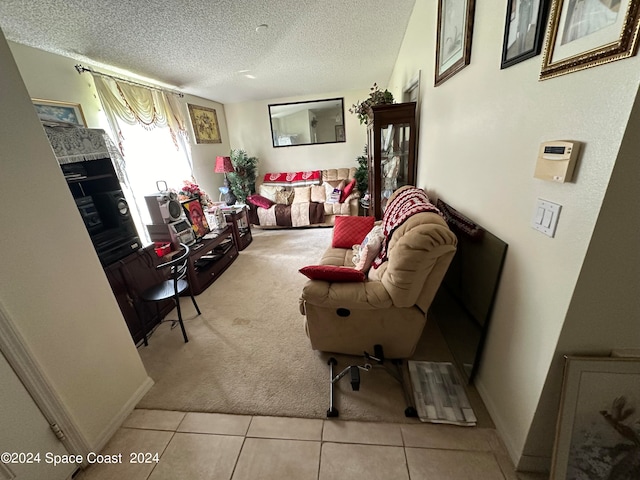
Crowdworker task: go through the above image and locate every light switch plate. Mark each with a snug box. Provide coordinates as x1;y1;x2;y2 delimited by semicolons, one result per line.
532;199;561;237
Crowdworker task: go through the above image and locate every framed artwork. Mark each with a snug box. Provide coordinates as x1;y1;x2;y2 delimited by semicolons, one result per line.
501;0;550;69
540;0;640;80
187;104;221;144
182;198;210;239
335;125;345;142
32;99;87;127
551;355;640;480
435;0;476;86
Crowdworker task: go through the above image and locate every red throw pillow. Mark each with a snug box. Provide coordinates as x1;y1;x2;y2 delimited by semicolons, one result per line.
332;215;375;248
340;178;357;203
247;194;274;209
299;265;365;282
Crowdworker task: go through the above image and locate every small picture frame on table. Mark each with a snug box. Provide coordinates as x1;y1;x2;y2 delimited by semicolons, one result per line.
182;198;210;240
551;355;640;479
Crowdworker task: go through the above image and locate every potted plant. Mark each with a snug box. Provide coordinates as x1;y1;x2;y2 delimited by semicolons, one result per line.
354;146;368;195
227;149;258;204
349;83;394;125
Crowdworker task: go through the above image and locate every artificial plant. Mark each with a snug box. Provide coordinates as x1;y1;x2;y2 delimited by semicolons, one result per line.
354;145;368;195
349;83;395;125
227;149;258;204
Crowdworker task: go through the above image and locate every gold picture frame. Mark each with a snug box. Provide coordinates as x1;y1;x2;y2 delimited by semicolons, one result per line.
551;355;640;479
187;104;221;144
435;0;476;86
540;0;640;80
32;99;87;127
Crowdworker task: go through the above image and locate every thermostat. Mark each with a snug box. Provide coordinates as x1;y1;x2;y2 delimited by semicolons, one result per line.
534;141;581;183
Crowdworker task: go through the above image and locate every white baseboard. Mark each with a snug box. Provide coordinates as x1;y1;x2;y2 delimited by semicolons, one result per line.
474;377;520;466
92;376;154;452
474;377;550;474
517;454;551;473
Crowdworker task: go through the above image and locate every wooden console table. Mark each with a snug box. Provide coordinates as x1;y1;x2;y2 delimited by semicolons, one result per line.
224;208;252;251
187;226;239;295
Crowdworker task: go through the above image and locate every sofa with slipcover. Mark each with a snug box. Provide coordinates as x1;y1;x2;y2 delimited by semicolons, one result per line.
247;167;359;228
298;186;458;358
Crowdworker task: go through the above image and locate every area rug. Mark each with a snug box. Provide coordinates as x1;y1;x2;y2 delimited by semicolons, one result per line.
408;360;477;426
136;228;485;424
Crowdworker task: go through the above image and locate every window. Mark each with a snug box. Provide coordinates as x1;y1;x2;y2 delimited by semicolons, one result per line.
114;122;193;241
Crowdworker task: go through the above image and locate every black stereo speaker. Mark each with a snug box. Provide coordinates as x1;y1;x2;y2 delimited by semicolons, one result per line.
92;190;134;229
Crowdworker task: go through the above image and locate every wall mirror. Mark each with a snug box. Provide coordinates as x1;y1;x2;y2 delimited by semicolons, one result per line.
269;97;345;147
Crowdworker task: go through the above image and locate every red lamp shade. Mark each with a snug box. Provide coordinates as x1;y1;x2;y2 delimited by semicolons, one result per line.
215;156;234;173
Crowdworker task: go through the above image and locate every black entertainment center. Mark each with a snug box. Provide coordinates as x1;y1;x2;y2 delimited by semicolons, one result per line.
45;126;241;345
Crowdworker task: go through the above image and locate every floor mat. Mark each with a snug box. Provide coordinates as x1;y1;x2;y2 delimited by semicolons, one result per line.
408;361;477;426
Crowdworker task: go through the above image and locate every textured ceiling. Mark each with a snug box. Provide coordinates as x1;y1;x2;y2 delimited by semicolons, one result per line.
0;0;417;104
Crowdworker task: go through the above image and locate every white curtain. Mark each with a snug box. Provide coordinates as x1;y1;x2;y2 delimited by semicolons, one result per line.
92;74;194;242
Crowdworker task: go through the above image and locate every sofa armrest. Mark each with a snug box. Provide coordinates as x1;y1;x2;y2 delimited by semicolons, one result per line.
301;280;392;310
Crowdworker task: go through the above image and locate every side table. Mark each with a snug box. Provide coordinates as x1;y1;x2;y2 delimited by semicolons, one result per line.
224;208;252;251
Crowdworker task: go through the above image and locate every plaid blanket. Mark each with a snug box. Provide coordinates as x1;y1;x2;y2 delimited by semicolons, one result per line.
372;187;441;269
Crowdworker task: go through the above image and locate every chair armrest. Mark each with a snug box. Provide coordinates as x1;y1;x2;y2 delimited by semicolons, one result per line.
301;279;392;310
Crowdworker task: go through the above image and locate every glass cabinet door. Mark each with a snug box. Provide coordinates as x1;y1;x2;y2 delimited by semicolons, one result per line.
379;122;411;213
367;102;416;219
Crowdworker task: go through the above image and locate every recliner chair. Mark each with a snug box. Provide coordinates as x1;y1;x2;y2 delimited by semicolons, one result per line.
299;186;457;358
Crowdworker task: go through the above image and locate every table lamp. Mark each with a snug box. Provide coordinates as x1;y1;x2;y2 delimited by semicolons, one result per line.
215;155;236;205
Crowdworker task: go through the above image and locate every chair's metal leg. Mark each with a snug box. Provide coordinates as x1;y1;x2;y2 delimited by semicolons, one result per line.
174;295;189;343
327;357;339;417
190;291;201;316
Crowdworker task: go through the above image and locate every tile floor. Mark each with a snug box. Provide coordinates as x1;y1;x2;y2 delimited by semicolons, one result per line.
75;409;549;480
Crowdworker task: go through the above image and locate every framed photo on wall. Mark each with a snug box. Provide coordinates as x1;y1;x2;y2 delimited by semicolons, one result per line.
335;124;345;142
32;99;87;127
501;0;550;69
434;0;476;86
540;0;640;80
187;104;222;144
182;198;210;239
551;355;640;480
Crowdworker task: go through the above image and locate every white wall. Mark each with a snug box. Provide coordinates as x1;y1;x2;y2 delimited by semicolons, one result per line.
225;89;370;177
387;0;640;469
0;29;150;449
8;42;232;206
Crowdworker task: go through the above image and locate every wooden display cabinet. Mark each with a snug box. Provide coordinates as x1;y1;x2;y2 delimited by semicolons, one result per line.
187;226;238;295
367;102;417;219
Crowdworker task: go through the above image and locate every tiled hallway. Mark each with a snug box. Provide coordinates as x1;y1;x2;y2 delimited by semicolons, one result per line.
75;409;547;480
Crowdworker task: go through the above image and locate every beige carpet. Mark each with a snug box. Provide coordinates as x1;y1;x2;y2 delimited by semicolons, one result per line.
137;227;492;425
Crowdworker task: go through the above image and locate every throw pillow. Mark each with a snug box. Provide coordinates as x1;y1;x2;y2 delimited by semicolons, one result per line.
292;186;312;204
310;184;326;203
259;184;283;202
275;188;294;205
332;215;375;249
340;178;357;203
353;225;384;272
247;194;274;210
299;265;366;282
